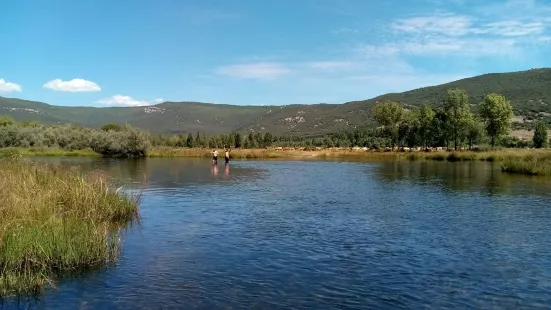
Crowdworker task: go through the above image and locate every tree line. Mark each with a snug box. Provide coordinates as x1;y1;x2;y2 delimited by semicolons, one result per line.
0;88;550;159
371;88;550;149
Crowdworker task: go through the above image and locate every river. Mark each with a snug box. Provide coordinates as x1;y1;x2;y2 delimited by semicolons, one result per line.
3;158;551;309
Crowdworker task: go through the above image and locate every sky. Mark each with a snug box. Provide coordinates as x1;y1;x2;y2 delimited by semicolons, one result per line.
1;0;551;107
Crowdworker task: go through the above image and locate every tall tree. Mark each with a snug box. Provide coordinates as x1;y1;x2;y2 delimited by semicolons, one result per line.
263;132;273;147
466;116;484;150
533;121;548;148
480;93;514;148
195;132;201;147
372;100;405;149
233;132;242;148
186;133;194;148
398;109;419;148
444;88;472;150
418;105;436;148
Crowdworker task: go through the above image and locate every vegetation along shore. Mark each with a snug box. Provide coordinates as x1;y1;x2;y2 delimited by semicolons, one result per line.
1;87;551;175
0;157;140;297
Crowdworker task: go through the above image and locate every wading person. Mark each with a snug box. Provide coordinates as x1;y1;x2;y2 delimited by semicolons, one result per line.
224;148;231;165
212;149;218;165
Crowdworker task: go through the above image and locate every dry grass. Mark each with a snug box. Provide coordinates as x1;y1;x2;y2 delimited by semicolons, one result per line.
147;147;403;160
0;147;99;157
0;156;140;298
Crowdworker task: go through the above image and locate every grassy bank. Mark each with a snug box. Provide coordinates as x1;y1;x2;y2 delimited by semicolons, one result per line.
0;157;140;298
3;146;551;176
0;147;99;157
146;147;403;160
501;153;551;176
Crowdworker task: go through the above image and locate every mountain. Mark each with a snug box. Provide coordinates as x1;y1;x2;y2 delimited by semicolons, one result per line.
2;68;551;136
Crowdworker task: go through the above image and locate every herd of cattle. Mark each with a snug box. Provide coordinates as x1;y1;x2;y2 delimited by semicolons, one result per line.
272;146;476;152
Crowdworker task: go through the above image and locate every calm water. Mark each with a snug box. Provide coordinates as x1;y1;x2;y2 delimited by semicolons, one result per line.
3;158;551;309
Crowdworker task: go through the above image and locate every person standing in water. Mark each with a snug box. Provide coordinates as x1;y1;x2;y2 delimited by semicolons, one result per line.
211;149;218;165
224;147;231;165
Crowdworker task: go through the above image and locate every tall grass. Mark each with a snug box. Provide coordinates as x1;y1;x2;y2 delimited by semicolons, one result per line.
501;153;551;176
0;156;140;298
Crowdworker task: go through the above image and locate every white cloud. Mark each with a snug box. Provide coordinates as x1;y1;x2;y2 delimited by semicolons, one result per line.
391;14;473;36
43;78;101;92
306;61;353;70
155;98;164;103
358;36;519;57
97;95;151;107
216;62;291;79
332;27;360;34
0;79;22;93
392;13;549;37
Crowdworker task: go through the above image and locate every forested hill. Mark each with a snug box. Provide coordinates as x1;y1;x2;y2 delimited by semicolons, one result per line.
1;68;551;136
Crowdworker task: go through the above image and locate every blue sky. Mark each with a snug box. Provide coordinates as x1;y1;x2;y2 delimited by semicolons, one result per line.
1;0;551;107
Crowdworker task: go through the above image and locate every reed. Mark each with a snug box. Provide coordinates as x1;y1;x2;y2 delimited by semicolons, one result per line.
0;156;140;298
501;153;551;176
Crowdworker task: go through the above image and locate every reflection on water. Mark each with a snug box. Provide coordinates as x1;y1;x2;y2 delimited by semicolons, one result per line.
375;160;551;197
3;158;551;309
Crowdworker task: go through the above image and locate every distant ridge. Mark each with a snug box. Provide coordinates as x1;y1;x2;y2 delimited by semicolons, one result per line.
2;68;551;135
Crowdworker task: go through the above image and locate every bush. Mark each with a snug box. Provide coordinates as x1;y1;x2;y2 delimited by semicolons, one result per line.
0;123;150;157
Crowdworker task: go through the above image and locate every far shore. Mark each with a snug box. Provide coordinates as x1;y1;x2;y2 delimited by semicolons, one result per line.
1;146;551;176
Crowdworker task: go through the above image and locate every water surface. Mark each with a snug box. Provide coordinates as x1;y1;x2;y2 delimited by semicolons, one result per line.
3;158;551;309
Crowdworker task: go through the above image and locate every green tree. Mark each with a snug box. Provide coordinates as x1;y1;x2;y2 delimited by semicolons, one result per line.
466;116;484;150
263;132;273;147
398;109;419;147
533;121;548;148
418;105;435;148
100;124;123;132
444;88;472;150
233;132;242;148
195;132;202;147
0;116;15;127
372;100;405;149
480;93;514;148
186;133;194;148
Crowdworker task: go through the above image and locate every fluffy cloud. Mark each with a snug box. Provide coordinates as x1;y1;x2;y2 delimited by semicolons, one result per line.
43;78;101;92
97;95;152;107
216;62;291;79
0;79;22;93
155;98;164;103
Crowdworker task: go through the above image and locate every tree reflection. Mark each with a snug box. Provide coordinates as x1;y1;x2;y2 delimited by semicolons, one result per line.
374;161;551;197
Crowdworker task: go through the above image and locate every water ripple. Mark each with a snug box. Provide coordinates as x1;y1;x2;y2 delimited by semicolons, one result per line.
4;159;551;310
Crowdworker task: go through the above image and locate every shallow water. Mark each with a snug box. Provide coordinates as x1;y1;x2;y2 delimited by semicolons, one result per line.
3;158;551;309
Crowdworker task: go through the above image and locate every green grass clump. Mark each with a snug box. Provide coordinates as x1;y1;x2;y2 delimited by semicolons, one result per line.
0;157;140;298
501;154;551;176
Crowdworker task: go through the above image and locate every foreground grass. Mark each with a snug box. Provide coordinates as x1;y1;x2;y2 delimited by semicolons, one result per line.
0;157;140;298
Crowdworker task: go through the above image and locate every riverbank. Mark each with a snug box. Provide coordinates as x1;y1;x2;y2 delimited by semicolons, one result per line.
0;147;99;157
1;147;551;176
0;157;140;298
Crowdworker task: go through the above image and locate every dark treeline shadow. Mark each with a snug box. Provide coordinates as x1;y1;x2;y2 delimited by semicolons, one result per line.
374;160;551;198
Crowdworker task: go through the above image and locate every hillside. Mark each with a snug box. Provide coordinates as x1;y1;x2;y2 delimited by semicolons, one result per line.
1;68;550;136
